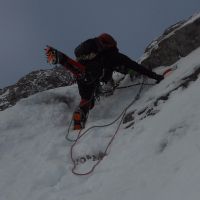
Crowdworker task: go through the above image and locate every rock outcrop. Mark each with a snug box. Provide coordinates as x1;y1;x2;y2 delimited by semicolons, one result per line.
0;66;74;111
140;13;200;68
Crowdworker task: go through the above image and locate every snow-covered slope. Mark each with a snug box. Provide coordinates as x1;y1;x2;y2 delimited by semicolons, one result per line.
0;47;200;200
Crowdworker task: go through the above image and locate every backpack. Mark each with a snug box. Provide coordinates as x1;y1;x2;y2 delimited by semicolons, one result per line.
97;33;118;50
75;33;118;62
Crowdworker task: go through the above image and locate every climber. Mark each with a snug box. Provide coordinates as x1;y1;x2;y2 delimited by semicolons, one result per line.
45;33;164;130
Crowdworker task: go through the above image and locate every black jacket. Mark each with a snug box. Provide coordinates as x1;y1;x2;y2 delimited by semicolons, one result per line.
75;38;163;100
78;48;162;83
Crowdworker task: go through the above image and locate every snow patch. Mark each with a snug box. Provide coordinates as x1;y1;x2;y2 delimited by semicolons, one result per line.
0;47;200;200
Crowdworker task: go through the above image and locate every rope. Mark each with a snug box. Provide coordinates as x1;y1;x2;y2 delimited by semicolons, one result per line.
100;76;155;95
69;77;145;175
116;82;155;89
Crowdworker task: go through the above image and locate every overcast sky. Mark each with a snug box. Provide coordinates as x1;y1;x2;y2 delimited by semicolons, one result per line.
0;0;199;88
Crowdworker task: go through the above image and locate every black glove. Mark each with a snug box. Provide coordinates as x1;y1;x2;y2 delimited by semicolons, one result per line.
156;74;164;84
45;46;64;65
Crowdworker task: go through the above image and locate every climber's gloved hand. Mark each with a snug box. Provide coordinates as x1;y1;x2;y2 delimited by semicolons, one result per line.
156;74;164;84
45;45;64;65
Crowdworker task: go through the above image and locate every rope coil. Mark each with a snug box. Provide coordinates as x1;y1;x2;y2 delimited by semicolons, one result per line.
66;77;147;175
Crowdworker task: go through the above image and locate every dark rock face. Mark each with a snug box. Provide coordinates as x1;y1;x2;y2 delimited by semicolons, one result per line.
141;13;200;68
0;66;75;111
